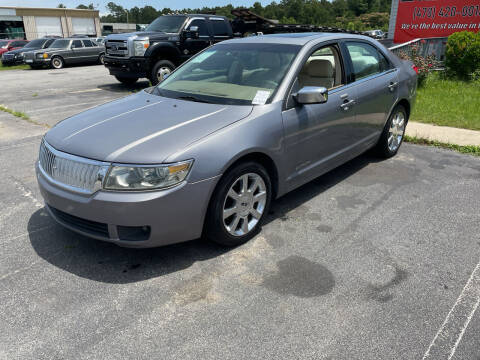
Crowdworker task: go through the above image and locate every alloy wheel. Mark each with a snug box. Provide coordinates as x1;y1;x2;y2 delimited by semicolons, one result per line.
222;173;267;237
388;111;405;152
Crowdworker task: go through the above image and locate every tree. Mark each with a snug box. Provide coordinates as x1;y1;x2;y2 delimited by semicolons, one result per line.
57;3;66;8
76;4;94;10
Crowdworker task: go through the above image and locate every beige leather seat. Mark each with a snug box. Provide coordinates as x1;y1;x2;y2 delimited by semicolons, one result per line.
299;59;334;89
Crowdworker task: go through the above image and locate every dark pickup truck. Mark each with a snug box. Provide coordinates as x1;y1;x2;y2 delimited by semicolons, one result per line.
103;14;233;85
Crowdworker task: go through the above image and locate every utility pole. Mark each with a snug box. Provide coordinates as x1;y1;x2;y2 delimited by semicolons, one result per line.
125;9;129;24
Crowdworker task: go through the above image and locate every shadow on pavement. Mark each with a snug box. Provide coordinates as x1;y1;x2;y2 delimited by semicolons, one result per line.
28;151;379;284
97;81;151;93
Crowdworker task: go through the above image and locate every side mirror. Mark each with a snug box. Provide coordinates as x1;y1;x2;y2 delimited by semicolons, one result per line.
183;26;199;39
293;86;328;105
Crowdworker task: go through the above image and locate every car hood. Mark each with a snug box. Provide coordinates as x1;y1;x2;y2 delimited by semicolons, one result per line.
45;91;253;164
4;48;34;55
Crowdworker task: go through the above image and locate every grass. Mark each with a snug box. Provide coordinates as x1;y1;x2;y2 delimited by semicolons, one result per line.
0;104;49;127
411;72;480;131
0;62;29;71
404;135;480;157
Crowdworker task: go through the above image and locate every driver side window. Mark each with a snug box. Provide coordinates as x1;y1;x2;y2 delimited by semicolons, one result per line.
298;45;344;90
189;19;209;37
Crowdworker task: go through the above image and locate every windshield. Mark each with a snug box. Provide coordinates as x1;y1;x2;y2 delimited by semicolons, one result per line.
0;41;9;48
155;43;300;105
49;39;70;49
24;39;46;48
145;16;186;33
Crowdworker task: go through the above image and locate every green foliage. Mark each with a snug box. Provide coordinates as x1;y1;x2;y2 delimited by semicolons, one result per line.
411;72;480;131
99;0;390;31
445;31;480;80
76;4;94;10
404;136;480;157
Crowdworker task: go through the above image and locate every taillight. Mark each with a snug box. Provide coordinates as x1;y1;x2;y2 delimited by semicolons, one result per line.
412;65;419;74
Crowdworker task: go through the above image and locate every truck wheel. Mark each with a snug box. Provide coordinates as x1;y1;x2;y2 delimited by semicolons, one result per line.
51;56;64;69
150;60;175;85
115;76;138;86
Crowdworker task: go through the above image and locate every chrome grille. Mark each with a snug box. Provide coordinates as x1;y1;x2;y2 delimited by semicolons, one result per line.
38;140;110;194
2;54;14;60
105;40;129;57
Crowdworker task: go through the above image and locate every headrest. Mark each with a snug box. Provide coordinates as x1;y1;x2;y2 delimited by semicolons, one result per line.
307;59;333;77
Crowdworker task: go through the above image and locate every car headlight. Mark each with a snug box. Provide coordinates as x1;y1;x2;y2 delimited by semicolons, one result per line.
104;160;193;191
36;53;46;59
133;39;149;56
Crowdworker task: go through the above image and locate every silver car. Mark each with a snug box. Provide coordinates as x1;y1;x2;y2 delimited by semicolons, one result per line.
36;33;417;248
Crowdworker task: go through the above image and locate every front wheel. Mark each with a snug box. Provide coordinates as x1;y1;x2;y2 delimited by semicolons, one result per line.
115;76;138;85
375;105;407;158
150;59;175;85
205;162;272;247
50;56;64;69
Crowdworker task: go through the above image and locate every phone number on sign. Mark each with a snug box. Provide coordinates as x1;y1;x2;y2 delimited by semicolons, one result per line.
413;5;480;20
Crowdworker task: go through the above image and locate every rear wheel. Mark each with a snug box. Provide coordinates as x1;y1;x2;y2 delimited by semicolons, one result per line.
150;59;175;85
98;53;105;65
376;104;407;158
50;56;64;69
115;76;138;86
205;162;272;247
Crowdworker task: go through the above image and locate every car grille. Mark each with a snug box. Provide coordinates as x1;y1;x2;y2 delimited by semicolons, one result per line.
2;54;14;60
105;40;129;57
48;205;110;238
24;52;34;61
39;139;110;194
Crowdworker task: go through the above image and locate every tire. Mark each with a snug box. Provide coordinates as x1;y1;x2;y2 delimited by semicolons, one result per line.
98;53;105;65
50;56;64;69
150;59;175;85
205;162;272;247
375;104;407;158
115;76;138;85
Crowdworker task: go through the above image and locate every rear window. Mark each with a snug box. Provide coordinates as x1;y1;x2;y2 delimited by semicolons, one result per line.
72;40;83;48
211;20;229;37
50;39;70;48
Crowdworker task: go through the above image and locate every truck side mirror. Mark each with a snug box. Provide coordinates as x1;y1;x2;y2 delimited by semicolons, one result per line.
183;26;199;39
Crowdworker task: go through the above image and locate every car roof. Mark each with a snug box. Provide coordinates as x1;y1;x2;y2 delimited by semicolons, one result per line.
221;32;374;46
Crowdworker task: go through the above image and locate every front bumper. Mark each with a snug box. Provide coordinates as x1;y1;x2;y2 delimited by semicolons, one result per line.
24;57;50;66
1;57;23;65
104;56;148;79
36;162;219;248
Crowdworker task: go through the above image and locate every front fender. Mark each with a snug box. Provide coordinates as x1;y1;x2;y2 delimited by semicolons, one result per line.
145;42;181;63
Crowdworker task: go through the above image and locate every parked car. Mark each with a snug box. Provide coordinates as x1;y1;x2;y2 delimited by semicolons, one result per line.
0;39;28;56
24;37;105;69
36;33;417;248
364;30;386;39
94;36;106;44
103;14;233;85
1;38;56;66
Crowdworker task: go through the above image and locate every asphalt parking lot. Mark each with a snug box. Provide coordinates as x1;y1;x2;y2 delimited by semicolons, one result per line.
1;65;480;359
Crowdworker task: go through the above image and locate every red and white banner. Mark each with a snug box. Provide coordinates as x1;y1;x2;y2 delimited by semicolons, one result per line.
394;0;480;43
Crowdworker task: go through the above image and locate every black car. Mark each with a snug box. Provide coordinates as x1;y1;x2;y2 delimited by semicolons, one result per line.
1;38;56;66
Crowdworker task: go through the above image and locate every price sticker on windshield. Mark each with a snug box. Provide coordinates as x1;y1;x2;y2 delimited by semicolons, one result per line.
252;90;271;105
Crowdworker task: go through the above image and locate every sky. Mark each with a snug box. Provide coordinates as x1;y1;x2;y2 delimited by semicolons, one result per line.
0;0;275;12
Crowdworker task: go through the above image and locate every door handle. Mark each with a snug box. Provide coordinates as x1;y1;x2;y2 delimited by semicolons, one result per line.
340;99;355;111
388;82;399;92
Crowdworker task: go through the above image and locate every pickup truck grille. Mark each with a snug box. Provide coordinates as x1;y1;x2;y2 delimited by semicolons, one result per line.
38;139;110;194
105;40;129;57
2;53;14;60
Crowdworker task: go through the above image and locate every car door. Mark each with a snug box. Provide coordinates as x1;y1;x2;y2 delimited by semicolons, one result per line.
184;18;211;55
342;41;399;140
70;39;86;64
209;18;231;45
281;43;358;187
82;39;98;62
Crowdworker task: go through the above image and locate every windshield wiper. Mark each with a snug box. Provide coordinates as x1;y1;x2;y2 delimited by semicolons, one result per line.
176;95;212;104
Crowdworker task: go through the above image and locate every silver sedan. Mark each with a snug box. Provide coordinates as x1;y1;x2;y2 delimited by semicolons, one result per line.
36;33;417;247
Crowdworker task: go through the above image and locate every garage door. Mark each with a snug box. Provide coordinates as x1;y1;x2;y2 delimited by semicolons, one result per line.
72;17;95;35
35;16;62;37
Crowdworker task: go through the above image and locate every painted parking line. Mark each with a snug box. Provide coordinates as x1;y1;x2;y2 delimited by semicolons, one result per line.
422;261;480;359
69;88;104;94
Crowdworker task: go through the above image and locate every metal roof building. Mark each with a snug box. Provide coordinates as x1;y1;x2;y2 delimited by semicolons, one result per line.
0;6;101;40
